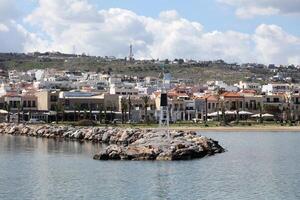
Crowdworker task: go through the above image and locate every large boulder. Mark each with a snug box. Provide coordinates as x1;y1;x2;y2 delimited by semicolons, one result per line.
94;130;225;161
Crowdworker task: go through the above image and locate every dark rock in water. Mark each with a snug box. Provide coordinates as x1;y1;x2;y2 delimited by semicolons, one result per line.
94;131;225;161
0;123;225;161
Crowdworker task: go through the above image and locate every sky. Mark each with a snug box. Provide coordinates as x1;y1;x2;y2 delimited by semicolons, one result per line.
0;0;300;65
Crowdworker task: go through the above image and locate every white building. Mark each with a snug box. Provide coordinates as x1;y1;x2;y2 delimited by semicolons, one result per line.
110;83;138;95
262;84;291;94
236;81;261;91
207;81;239;92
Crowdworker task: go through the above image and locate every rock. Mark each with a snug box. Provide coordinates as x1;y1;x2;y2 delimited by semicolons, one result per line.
0;123;225;161
94;130;225;161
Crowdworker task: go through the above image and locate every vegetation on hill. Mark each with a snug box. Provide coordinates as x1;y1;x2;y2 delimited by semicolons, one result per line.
0;52;287;84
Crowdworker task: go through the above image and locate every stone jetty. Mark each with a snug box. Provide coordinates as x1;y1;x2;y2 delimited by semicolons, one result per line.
0;123;225;161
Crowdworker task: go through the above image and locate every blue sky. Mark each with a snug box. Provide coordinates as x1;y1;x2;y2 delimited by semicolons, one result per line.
16;0;300;36
1;0;300;64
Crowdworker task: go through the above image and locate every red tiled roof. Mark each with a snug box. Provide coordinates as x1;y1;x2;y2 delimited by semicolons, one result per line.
239;90;257;94
221;92;243;98
3;92;21;97
202;95;218;101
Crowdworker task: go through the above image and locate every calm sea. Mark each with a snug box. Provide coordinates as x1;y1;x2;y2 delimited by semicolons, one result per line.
0;132;300;200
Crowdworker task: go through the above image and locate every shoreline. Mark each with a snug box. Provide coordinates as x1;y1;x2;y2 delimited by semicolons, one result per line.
144;126;300;132
0;123;225;160
2;123;300;132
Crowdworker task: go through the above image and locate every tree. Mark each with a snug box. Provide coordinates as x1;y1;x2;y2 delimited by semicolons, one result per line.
258;103;263;124
142;96;150;123
221;100;226;125
75;103;81;121
89;104;93;120
17;101;21;124
104;109;107;124
55;103;59;124
84;109;87;119
204;97;208;125
236;100;240;124
61;103;65;122
217;96;220;122
128;96;132;122
178;59;184;65
98;104;103;124
4;102;11;123
121;97;128;124
216;89;224;122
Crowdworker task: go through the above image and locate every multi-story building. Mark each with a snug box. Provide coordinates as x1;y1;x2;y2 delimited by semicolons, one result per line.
262;83;291;94
237;81;261;92
35;89;60;111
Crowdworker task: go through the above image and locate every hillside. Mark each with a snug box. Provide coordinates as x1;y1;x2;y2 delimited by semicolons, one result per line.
0;52;284;84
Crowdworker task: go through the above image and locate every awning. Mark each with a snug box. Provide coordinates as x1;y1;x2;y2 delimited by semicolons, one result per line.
0;109;8;114
251;113;274;118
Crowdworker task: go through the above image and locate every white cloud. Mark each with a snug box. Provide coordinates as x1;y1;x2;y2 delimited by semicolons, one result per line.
0;23;9;32
219;0;300;18
253;24;300;65
1;0;300;65
24;1;254;63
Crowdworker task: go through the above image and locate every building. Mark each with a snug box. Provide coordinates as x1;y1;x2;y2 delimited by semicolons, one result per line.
262;83;291;94
36;90;60;111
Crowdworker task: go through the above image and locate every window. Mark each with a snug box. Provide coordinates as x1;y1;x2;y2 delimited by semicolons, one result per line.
50;104;56;111
28;101;31;107
65;100;70;106
274;98;279;103
50;95;58;102
267;98;270;102
23;101;27;107
32;101;36;107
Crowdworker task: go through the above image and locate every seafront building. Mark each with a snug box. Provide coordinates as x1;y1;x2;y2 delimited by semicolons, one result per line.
0;68;299;123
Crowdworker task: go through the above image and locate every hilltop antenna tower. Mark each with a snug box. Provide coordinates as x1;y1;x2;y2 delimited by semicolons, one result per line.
129;44;134;62
159;64;170;130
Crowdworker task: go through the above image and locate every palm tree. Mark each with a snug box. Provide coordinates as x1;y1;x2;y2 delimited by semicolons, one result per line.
4;102;11;123
104;108;107;124
17;101;21;124
142;96;150;123
84;109;87;119
221;100;226;125
98;104;103;124
258;103;263;124
121;97;128;124
55;103;59;124
61;103;65;122
205;97;208;125
217;96;220;122
74;103;81;121
89;104;93;120
236;100;240;124
128;96;132;122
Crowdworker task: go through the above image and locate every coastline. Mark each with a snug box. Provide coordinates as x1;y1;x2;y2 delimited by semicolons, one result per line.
148;126;300;132
0;123;225;160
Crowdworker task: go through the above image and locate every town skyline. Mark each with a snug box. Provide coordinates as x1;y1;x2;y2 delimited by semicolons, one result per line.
0;0;300;65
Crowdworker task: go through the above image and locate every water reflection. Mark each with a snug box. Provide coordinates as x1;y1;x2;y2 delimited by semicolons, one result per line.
1;133;300;200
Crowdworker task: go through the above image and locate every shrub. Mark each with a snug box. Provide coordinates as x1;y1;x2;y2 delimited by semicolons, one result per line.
75;119;97;126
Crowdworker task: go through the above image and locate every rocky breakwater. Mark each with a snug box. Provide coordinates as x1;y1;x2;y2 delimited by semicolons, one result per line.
0;123;143;143
94;130;225;161
0;123;225;161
